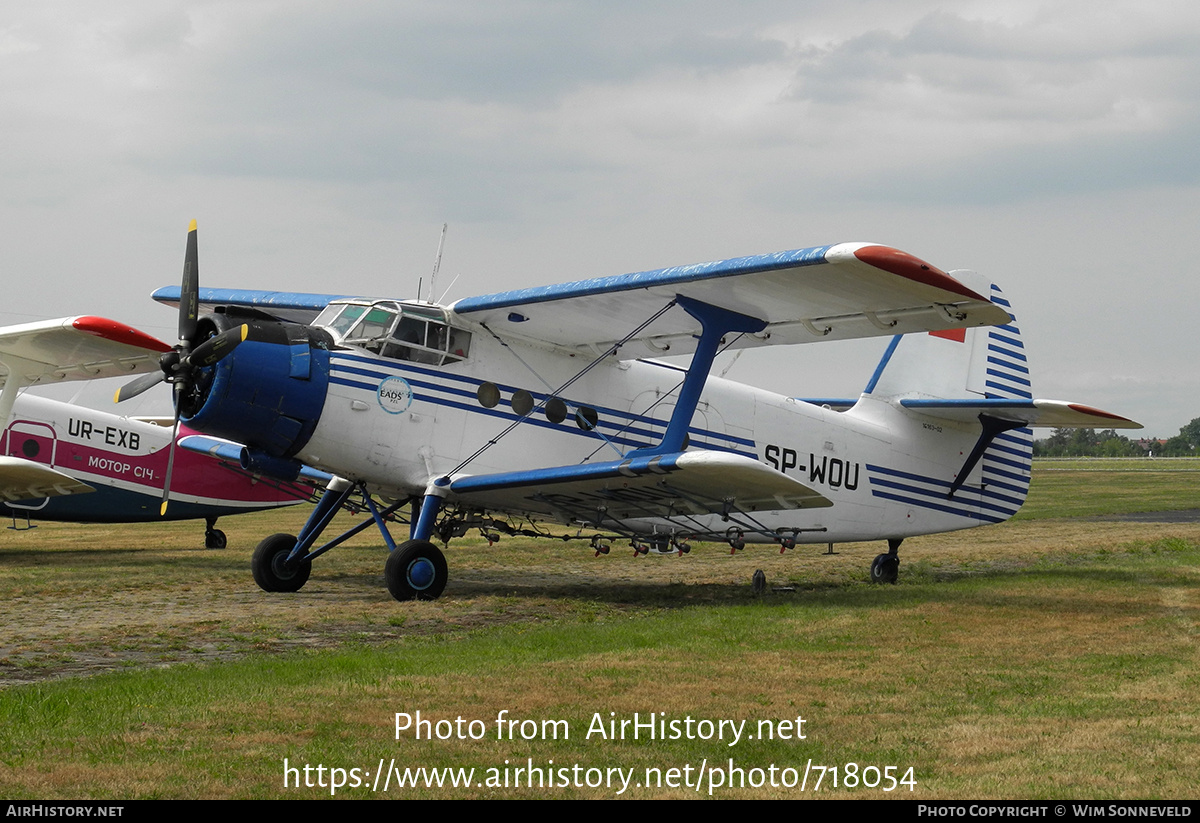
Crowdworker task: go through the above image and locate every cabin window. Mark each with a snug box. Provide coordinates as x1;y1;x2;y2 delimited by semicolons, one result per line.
345;307;400;351
315;303;367;336
316;300;471;365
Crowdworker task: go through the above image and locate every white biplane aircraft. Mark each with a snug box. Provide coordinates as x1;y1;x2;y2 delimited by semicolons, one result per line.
117;222;1138;600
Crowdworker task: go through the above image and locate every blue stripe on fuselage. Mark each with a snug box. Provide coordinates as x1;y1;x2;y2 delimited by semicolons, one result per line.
328;352;759;457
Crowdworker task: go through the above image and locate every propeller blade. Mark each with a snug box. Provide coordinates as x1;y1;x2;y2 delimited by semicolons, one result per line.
160;399;182;517
113;370;166;404
179;219;199;344
187;324;248;368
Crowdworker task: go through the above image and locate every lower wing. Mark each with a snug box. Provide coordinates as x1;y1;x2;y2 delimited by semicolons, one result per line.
443;451;831;527
0;457;94;501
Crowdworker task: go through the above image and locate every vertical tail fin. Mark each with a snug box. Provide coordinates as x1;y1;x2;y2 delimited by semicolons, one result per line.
865;273;1030;403
864;273;1034;522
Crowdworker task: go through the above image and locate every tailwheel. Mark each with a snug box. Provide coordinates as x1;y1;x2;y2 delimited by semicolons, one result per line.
205;528;227;550
385;539;448;601
251;533;311;593
870;553;899;585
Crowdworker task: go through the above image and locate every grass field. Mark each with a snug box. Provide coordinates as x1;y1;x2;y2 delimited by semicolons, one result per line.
1033;457;1200;470
0;462;1197;799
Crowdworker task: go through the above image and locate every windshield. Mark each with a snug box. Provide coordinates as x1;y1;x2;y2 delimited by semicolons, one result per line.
314;300;471;365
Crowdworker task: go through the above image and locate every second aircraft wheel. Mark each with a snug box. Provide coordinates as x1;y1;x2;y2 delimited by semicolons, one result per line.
870;553;899;585
251;533;311;593
385;540;448;601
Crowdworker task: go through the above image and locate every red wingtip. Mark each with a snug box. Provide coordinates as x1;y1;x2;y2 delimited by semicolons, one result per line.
1066;403;1133;423
853;245;991;303
72;317;172;353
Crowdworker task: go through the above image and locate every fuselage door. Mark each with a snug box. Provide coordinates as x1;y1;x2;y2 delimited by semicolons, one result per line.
4;421;58;466
3;420;59;510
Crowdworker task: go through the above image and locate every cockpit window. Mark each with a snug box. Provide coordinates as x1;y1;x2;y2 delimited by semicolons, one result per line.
315;300;471;365
316;303;366;336
346;307;398;345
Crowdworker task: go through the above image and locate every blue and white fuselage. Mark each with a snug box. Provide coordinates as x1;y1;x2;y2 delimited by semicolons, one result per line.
292;301;1029;544
150;236;1138;599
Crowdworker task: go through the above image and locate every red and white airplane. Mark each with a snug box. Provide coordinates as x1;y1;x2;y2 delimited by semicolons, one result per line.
0;317;320;546
118;223;1138;596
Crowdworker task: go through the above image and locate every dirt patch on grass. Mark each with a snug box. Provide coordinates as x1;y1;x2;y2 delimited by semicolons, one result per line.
3;504;1199;688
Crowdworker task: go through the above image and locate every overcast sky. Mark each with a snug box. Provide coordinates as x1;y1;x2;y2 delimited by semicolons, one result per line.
3;0;1196;436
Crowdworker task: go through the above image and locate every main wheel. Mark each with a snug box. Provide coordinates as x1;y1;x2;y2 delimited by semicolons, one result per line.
870;553;899;585
385;540;447;601
251;533;311;593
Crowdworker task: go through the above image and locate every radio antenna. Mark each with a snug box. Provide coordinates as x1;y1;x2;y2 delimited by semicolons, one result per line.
428;223;448;303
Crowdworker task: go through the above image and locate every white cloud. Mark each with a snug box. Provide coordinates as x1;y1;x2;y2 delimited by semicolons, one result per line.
0;0;1195;434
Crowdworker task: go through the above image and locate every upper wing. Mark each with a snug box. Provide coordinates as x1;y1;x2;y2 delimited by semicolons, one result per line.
151;243;1010;360
0;316;170;389
900;399;1142;429
151;287;357;324
0;457;94;502
443;450;831;529
449;243;1011;359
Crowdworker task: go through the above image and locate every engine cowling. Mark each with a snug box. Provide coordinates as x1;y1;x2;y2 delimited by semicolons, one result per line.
181;317;333;460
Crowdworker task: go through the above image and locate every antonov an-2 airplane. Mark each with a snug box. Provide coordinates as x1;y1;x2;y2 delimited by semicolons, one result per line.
117;222;1138;600
0;317;320;545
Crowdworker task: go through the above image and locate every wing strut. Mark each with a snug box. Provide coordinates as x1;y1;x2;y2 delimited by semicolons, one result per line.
0;357;24;433
282;478;417;567
947;414;1027;499
629;295;766;457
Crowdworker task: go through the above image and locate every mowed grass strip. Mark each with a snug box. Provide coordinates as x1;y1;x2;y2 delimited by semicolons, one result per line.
0;536;1197;799
1018;463;1200;519
0;465;1197;798
1034;458;1200;472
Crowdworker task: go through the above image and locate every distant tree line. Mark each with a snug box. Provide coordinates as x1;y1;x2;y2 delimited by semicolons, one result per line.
1033;417;1200;457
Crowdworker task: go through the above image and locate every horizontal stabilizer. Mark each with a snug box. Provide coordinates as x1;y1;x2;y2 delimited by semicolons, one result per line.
444;451;831;525
0;457;94;502
900;399;1142;429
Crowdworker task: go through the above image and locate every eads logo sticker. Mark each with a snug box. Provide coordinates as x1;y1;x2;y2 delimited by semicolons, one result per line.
377;376;414;414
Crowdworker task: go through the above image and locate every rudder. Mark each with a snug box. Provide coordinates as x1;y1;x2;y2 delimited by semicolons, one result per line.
863;272;1034;522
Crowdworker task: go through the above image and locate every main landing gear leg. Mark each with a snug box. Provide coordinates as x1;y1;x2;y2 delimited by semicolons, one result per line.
204;516;227;549
385;492;448;602
249;480;449;602
870;538;902;585
251;477;355;593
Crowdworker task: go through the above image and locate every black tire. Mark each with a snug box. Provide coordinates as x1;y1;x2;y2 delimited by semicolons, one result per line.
205;529;227;550
870;553;899;585
385;540;447;601
251;533;311;593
